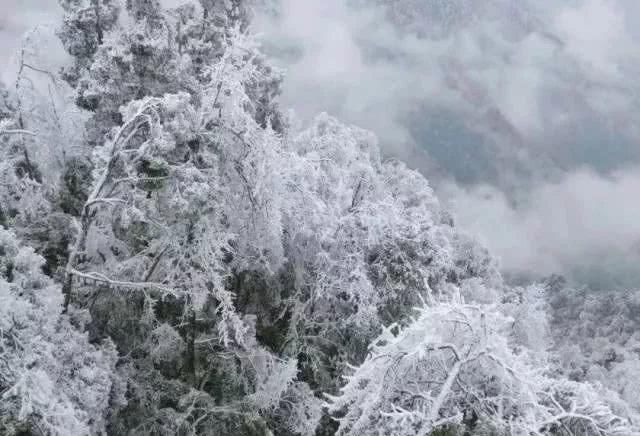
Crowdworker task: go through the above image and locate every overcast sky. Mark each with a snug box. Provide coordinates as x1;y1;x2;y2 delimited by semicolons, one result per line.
2;0;640;289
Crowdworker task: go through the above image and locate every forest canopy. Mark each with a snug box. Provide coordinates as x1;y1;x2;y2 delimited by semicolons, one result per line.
0;1;638;435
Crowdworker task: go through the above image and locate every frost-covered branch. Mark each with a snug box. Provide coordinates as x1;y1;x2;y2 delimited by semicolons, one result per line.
68;268;176;295
0;129;36;136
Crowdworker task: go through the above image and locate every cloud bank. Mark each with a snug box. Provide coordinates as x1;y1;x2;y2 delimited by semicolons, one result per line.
254;0;640;176
443;169;640;289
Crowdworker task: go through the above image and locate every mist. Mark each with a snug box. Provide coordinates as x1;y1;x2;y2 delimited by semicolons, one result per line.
443;168;640;289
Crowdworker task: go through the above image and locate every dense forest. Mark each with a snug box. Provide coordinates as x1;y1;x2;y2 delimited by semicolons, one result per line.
1;1;639;435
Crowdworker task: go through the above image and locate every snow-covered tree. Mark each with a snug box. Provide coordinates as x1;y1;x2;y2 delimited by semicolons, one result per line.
60;25;286;333
58;0;121;88
0;229;120;436
546;277;640;416
54;1;303;433
1;27;93;276
268;113;502;398
326;289;639;436
0;83;45;231
58;0;281;146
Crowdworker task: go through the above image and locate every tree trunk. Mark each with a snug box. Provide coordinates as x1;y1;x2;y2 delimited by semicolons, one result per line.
185;306;197;386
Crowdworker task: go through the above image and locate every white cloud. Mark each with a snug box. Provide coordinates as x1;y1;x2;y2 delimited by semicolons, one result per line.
253;1;640;181
553;0;633;77
0;1;60;63
444;168;640;288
